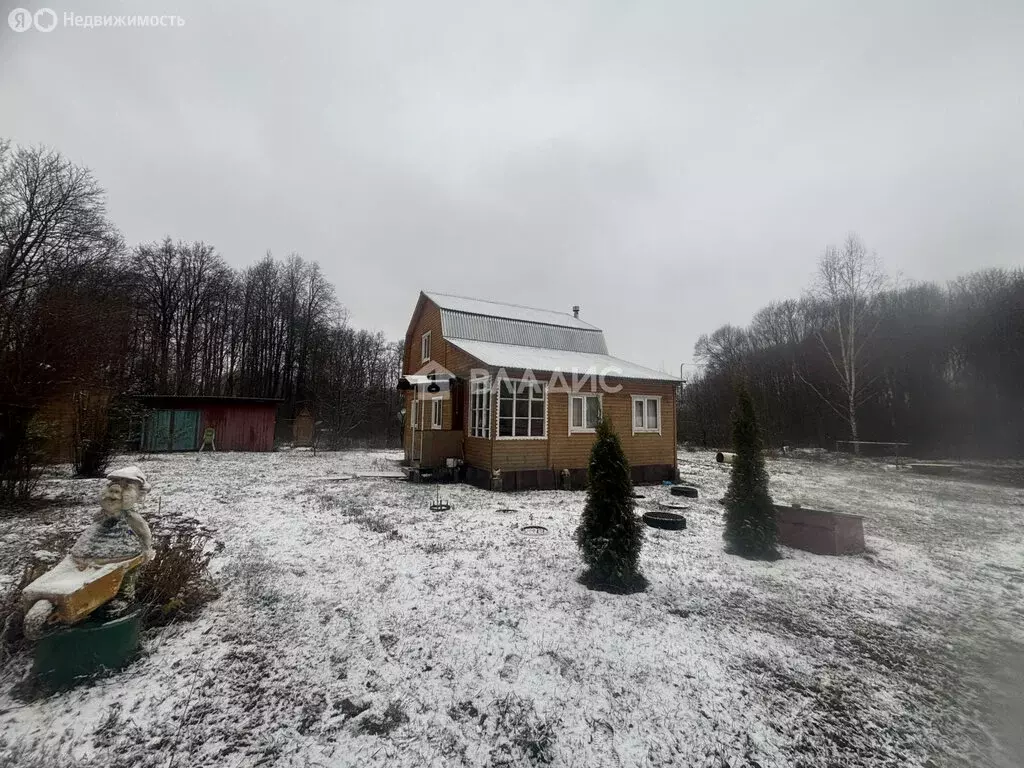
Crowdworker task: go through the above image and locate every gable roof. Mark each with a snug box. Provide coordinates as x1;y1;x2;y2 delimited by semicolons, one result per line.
425;291;600;331
425;291;607;354
413;291;678;383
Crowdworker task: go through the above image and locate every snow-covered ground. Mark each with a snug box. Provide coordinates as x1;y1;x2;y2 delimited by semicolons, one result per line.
1;449;1022;767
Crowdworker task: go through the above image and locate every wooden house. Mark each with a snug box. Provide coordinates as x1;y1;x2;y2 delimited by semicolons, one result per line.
400;292;679;490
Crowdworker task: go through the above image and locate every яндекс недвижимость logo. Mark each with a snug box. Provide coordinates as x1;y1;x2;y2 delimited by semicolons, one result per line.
8;8;58;32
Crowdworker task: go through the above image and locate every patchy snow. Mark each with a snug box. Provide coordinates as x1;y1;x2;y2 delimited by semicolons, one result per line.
70;519;144;562
0;449;1022;767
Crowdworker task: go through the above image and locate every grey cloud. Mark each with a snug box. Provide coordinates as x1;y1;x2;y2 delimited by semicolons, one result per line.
2;0;1022;369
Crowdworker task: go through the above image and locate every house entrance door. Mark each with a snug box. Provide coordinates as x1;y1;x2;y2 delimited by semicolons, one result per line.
410;398;424;464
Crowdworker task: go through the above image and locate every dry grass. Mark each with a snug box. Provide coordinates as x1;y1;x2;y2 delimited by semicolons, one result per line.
486;694;558;765
137;531;220;627
356;699;410;736
0;529;76;662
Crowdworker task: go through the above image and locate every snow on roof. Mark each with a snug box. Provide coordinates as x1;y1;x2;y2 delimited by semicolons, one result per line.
449;339;679;382
424;291;600;331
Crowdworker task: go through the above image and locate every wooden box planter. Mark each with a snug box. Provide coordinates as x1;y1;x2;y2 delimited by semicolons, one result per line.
773;504;866;555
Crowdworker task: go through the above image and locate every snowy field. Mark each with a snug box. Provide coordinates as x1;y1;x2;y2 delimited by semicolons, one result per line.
1;449;1023;767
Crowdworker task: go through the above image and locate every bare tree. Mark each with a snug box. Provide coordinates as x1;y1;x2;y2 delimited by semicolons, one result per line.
0;141;122;501
0;142;121;360
694;324;749;373
799;234;888;451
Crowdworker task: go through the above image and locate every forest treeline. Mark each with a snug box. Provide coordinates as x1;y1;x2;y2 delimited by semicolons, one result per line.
681;239;1024;459
126;239;401;438
0;139;400;497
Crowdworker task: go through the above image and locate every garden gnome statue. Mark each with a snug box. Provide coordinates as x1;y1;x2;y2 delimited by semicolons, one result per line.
22;466;155;639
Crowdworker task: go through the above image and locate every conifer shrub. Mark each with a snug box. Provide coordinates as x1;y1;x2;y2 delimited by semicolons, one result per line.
575;419;646;592
722;386;780;560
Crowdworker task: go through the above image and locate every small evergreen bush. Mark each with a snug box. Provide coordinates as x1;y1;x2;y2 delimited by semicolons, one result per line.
575;419;646;592
722;386;779;559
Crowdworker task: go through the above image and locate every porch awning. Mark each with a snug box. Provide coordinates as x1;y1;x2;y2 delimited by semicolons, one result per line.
397;374;455;392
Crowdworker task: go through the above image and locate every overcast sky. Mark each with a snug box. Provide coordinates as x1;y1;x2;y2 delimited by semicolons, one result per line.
2;0;1022;372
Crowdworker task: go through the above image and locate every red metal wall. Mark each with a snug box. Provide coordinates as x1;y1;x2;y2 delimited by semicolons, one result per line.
199;404;277;452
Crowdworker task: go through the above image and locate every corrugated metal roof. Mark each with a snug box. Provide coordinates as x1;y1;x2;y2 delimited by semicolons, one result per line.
449;339;679;382
425;291;600;331
441;310;608;354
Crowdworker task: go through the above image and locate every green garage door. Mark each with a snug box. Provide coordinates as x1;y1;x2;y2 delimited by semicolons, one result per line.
143;410;200;452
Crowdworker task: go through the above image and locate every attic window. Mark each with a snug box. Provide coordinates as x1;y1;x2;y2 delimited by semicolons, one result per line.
421;331;431;362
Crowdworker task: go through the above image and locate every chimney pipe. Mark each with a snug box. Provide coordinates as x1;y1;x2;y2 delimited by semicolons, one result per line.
572;305;580;318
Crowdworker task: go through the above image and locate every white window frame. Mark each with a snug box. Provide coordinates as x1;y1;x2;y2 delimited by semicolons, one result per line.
495;379;548;440
469;377;492;438
631;395;662;435
568;393;602;435
420;331;431;362
430;396;443;429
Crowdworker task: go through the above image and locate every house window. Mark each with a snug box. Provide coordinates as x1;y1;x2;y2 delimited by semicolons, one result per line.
470;379;491;438
421;331;431;362
570;394;601;433
497;380;546;439
632;395;661;434
431;397;443;429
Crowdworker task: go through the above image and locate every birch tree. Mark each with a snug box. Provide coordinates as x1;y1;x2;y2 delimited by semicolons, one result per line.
801;234;887;451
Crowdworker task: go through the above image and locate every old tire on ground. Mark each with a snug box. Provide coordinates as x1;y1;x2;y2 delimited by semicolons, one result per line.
670;485;699;498
658;500;690;511
642;511;687;530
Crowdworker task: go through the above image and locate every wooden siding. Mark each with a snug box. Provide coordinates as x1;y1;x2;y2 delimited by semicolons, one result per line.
401;312;491;464
491;439;549;471
464;434;491;469
404;374;677;474
402;390;414;457
199;404;277;452
547;381;676;470
417;430;465;468
135;399;277;452
402;299;444;375
403;386;464;466
444;341;485;378
486;380;676;473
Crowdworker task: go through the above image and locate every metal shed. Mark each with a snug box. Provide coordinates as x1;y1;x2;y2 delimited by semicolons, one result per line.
138;396;280;452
